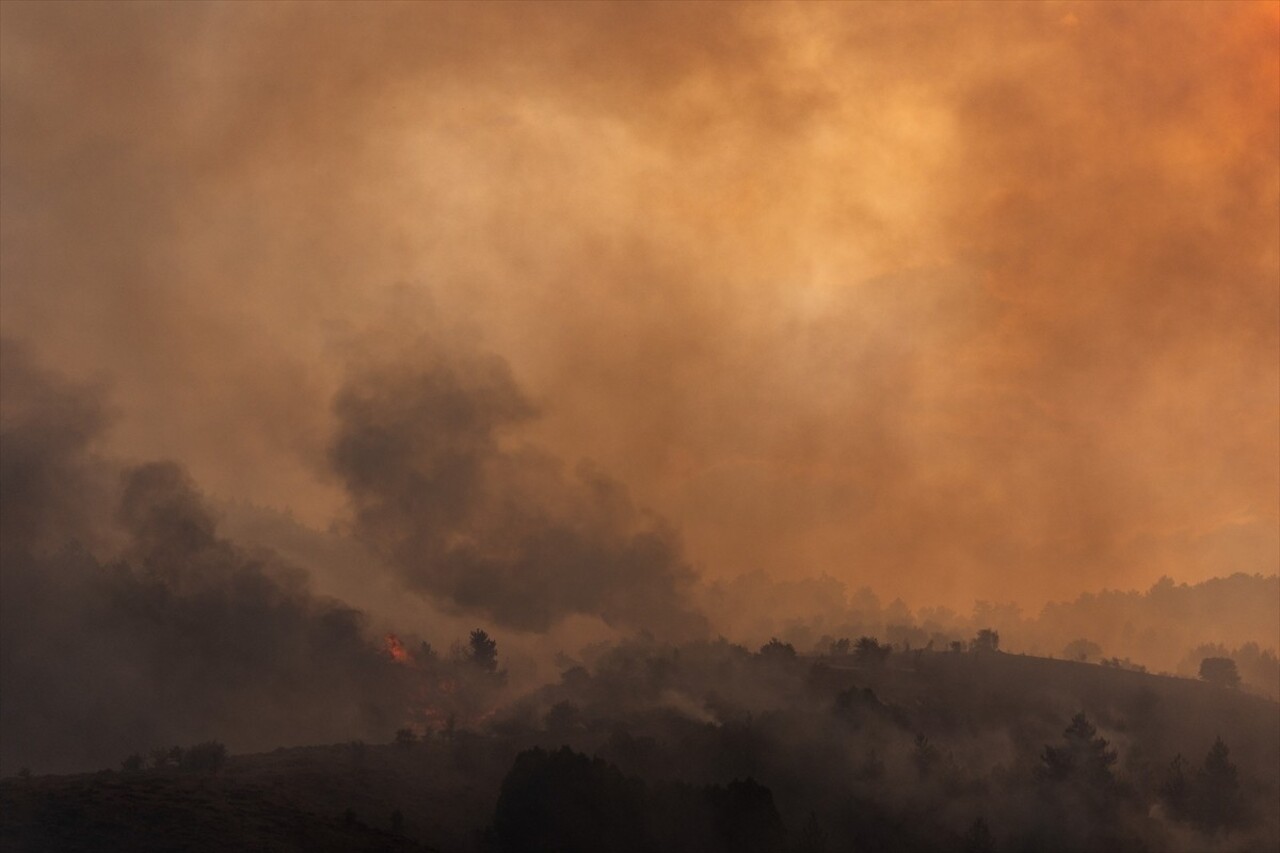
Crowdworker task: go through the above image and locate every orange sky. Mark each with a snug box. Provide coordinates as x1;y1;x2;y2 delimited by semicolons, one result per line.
2;1;1276;612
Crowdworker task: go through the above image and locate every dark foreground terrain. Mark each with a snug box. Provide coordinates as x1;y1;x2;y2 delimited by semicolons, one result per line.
3;644;1277;853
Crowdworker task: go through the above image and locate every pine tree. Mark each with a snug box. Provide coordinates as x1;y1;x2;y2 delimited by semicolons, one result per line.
1039;713;1117;787
1159;753;1190;820
1193;737;1241;831
468;628;498;673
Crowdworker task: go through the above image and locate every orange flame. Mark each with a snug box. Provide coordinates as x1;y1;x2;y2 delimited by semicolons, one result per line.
383;632;411;664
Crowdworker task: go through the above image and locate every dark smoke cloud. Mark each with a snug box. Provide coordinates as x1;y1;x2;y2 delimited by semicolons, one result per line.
0;342;413;774
329;345;708;637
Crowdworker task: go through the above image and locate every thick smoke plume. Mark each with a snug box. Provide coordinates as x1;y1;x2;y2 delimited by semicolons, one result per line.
0;342;413;774
329;347;708;636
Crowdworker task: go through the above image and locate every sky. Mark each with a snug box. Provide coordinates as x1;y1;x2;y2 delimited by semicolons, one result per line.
2;1;1277;615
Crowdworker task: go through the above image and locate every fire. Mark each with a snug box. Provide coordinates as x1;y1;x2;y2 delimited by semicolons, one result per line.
381;631;502;735
383;632;412;664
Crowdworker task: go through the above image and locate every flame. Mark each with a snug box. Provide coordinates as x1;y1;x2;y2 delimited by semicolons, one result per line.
380;633;501;735
383;632;412;664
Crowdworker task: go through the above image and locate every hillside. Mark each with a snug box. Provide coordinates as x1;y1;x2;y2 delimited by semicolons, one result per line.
3;645;1276;853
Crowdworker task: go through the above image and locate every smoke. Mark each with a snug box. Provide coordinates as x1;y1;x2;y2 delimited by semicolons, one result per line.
0;335;707;773
328;342;708;636
1;0;1277;782
0;341;414;774
1;3;1274;614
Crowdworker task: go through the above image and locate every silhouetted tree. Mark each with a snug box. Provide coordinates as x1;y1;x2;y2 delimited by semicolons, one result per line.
829;637;851;657
1063;638;1102;662
394;728;417;748
544;701;581;735
493;746;648;853
1159;753;1191;820
120;753;143;772
853;636;891;665
1193;737;1241;831
1198;657;1240;689
758;638;797;662
469;628;499;673
1039;713;1117;787
970;628;1000;653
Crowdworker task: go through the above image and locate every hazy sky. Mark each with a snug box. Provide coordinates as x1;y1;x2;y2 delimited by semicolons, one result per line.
2;1;1276;612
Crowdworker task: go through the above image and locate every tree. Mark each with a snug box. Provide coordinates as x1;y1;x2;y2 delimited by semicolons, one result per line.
1193;737;1241;830
970;629;1000;653
120;753;144;772
1039;713;1117;787
1159;754;1191;820
394;728;418;748
493;747;649;853
853;636;891;665
469;628;499;673
829;637;851;657
545;701;582;735
757;638;797;662
1198;657;1240;689
1063;639;1102;662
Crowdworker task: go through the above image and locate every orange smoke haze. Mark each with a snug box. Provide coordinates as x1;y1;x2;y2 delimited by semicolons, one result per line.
1;1;1276;614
